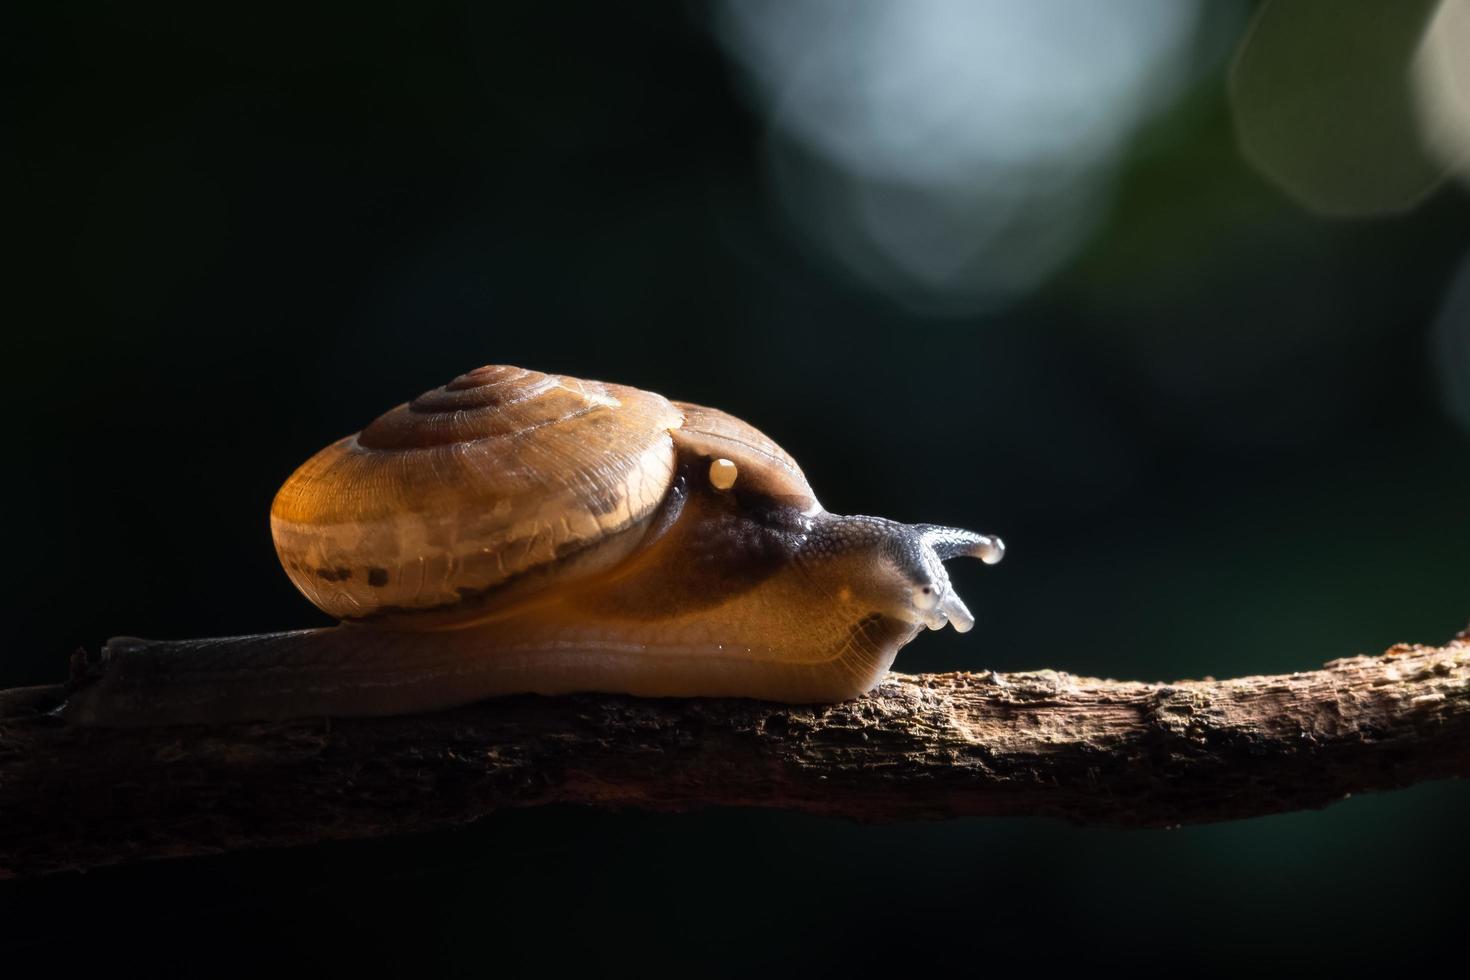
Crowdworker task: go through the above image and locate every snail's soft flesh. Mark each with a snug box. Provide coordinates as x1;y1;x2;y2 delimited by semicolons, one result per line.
64;365;1003;726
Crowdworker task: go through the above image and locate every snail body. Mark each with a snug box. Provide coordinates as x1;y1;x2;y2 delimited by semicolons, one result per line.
64;365;1003;726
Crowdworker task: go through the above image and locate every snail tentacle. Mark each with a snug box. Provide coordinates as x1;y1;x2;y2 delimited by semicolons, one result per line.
915;524;1006;565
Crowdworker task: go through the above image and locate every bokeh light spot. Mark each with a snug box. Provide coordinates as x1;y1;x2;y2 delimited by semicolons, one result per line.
715;0;1232;314
1230;0;1450;217
1413;0;1470;185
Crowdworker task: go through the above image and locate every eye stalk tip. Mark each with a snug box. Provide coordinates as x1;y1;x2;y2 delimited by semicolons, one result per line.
979;536;1005;565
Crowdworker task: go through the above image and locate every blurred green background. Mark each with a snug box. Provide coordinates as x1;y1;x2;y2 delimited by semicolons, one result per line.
4;0;1469;972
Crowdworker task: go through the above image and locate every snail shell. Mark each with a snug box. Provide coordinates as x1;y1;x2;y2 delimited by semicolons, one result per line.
270;364;815;627
64;365;1003;726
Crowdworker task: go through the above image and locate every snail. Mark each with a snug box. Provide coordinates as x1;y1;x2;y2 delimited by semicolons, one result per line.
63;365;1004;726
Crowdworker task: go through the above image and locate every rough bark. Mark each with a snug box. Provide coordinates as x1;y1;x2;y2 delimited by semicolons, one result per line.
2;635;1469;879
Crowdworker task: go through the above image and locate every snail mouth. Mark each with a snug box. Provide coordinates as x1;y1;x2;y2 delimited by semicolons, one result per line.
910;585;975;633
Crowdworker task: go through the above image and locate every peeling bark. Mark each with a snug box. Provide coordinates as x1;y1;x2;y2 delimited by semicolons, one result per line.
2;636;1468;878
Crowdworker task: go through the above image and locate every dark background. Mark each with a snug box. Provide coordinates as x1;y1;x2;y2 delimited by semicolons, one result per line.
4;1;1469;974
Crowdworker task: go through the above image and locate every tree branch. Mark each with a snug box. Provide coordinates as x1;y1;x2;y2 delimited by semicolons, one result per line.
2;633;1469;878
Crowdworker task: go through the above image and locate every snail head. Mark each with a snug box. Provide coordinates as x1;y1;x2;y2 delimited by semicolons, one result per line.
801;516;1005;634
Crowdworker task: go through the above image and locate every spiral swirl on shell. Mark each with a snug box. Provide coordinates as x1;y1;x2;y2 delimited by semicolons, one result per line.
270;365;692;626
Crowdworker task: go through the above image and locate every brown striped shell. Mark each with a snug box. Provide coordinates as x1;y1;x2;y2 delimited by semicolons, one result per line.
270;365;818;627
